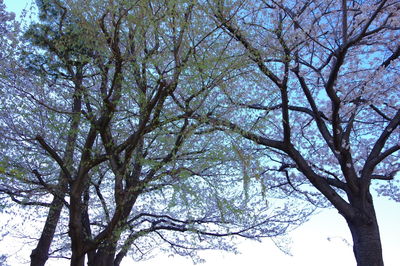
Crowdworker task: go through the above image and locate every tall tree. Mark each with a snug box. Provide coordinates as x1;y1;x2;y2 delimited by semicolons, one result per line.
195;0;399;265
0;0;311;265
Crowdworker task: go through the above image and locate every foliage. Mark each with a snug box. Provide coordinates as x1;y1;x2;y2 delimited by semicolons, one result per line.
2;0;398;265
192;0;399;265
0;0;313;265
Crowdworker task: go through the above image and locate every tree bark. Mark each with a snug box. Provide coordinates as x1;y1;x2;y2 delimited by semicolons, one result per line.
88;246;117;266
113;251;126;266
30;196;64;266
346;194;384;266
70;252;85;266
348;222;383;266
69;191;87;266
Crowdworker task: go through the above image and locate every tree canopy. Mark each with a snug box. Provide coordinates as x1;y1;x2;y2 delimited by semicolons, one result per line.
199;1;399;265
0;0;399;266
0;1;311;265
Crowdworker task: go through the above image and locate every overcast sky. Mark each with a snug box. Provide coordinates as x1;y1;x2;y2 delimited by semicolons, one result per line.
2;1;400;265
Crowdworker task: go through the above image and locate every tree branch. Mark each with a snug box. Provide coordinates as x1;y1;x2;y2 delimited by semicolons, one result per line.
35;135;73;182
363;109;400;176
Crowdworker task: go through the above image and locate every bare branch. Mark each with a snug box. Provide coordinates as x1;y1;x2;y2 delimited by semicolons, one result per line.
35;135;73;182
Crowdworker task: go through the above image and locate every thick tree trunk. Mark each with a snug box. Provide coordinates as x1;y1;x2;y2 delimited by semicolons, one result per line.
347;218;383;266
88;246;117;266
346;194;384;266
70;252;85;266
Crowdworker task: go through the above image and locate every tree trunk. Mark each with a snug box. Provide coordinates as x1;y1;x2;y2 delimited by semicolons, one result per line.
31;80;82;266
347;219;383;266
70;252;85;266
30;196;64;266
346;194;384;266
88;246;117;266
69;190;87;266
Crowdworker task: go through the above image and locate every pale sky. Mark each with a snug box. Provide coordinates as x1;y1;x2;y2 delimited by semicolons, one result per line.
2;0;400;265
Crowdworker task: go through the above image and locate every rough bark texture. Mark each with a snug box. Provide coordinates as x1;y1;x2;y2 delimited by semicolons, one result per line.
346;193;384;266
348;221;383;266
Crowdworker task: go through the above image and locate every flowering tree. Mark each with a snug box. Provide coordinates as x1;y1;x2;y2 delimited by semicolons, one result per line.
0;1;312;265
188;0;399;265
0;0;18;71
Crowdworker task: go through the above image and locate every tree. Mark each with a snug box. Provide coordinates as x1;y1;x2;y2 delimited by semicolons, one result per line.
0;1;311;265
190;0;399;265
